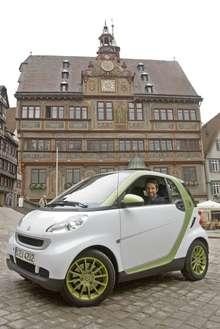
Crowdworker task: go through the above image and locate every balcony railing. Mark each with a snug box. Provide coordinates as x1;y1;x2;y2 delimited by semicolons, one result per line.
151;121;200;131
0;168;17;179
0;150;17;165
21;151;203;163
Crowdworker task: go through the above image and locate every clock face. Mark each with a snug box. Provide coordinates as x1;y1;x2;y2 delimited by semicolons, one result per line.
101;60;114;72
101;80;116;92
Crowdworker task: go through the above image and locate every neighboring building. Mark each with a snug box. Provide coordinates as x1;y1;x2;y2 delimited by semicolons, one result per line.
202;113;220;201
0;87;18;207
6;107;17;134
6;107;22;205
15;23;206;202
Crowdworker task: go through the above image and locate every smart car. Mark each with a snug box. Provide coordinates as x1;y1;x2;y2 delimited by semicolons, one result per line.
7;170;209;307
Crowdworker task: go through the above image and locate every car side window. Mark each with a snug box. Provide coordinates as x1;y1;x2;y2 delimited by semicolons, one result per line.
127;176;169;206
166;179;182;203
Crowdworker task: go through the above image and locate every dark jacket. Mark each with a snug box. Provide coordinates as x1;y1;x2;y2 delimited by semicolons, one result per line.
143;195;166;205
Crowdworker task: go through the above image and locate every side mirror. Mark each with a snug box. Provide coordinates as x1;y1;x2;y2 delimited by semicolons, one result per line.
121;194;144;207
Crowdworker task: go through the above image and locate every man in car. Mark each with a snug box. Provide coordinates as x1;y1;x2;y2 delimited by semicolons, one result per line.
143;179;166;205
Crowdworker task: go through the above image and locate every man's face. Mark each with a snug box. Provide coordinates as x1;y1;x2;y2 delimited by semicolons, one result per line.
145;183;158;199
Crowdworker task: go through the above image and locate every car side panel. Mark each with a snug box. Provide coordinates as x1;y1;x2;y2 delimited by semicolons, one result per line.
120;176;195;274
120;204;184;271
175;220;209;259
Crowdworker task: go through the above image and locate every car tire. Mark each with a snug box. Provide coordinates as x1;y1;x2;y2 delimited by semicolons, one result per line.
61;249;115;307
181;239;208;281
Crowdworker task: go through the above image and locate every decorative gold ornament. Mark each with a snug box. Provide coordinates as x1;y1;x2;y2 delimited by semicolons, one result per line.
101;60;114;72
88;80;96;91
101;80;116;92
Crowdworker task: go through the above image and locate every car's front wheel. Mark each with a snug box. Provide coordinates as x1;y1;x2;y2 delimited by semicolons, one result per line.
61;249;115;307
181;240;208;281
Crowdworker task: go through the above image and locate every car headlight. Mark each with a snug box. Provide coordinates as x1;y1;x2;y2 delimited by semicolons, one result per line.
46;215;88;233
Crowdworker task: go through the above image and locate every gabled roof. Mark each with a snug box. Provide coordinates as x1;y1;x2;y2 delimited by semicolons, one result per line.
0;85;9;108
17;55;199;97
202;112;220;155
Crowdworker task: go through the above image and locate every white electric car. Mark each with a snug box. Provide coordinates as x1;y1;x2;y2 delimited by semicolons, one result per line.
7;170;209;307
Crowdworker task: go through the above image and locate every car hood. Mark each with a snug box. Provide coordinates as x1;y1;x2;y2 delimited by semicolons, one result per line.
17;209;87;235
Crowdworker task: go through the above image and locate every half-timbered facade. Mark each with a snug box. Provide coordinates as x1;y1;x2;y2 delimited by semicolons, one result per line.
0;86;18;206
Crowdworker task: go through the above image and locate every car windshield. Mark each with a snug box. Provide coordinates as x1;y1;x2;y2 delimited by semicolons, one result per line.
48;172;130;208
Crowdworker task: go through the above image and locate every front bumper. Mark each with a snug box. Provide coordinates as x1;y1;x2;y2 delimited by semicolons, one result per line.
6;257;63;292
7;233;78;279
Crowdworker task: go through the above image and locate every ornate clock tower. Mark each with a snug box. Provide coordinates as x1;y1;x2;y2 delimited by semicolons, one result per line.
81;22;134;95
97;21;120;61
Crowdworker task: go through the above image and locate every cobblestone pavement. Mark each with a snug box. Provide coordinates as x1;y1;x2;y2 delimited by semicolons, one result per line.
0;207;220;329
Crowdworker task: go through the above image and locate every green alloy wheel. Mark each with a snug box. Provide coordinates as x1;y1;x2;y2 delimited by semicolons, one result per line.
181;240;208;281
61;249;115;307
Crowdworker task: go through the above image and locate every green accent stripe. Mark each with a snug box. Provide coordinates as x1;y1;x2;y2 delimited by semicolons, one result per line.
126;177;194;274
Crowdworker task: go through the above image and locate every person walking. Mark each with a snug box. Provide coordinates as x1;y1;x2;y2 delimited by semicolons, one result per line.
39;195;47;207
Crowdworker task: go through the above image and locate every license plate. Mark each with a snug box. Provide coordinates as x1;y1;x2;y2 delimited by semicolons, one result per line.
15;247;35;265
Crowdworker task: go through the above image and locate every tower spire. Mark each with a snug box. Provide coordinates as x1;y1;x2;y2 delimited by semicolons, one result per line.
97;21;120;60
103;20;108;33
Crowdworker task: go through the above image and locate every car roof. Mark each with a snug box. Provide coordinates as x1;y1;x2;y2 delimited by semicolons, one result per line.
99;169;183;183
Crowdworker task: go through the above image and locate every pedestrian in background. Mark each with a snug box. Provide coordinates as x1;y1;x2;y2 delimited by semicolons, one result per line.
39;195;47;207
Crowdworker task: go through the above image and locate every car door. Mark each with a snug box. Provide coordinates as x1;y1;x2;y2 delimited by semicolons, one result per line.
120;177;186;273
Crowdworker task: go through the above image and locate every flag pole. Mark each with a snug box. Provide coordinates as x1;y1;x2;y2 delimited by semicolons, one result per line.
55;147;58;197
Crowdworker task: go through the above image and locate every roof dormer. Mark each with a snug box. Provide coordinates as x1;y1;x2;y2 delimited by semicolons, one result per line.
141;72;149;82
137;63;144;72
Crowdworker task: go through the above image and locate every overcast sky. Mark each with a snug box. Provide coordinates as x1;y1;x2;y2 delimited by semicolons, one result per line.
1;0;219;124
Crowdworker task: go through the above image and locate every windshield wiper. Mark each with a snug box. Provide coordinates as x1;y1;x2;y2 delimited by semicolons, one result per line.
46;200;88;208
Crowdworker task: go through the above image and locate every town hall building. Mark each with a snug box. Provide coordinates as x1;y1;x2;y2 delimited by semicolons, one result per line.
15;23;207;202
